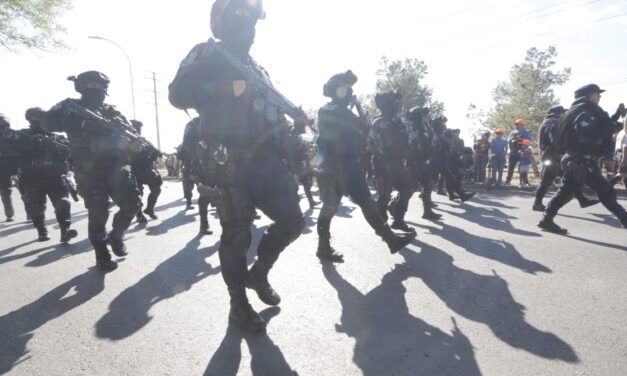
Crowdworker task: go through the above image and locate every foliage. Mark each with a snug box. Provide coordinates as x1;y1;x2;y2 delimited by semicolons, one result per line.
0;0;72;51
468;46;571;137
367;56;444;118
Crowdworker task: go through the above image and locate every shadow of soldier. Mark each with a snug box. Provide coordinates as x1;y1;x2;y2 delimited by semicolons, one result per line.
409;222;551;275
143;209;196;236
95;234;220;340
0;268;105;375
437;205;540;238
400;244;578;363
0;237;92;267
322;263;481;376
203;307;298;376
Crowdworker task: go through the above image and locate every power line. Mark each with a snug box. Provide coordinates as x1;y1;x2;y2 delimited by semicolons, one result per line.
418;0;602;48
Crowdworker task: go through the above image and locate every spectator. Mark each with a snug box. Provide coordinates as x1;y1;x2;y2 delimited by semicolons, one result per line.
473;132;490;183
490;128;508;187
505;119;532;185
518;139;533;188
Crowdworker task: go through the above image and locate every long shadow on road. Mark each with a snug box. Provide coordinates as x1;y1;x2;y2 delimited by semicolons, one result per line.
410;222;551;275
322;263;482;376
95;234;221;340
204;307;297;376
400;244;578;363
0;268;105;375
437;205;541;238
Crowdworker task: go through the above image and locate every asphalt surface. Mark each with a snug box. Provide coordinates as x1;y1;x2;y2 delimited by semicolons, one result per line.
0;181;626;376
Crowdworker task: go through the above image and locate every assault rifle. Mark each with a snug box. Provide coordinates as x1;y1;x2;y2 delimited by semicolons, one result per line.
349;95;372;136
0;127;69;155
62;101;151;155
203;38;307;122
64;174;80;202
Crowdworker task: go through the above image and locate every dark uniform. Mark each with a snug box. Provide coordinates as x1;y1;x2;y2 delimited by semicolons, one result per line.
369;91;416;232
431;117;475;202
405;107;442;220
2;108;77;242
315;71;416;264
533;106;598;212
40;71;142;271
287;124;319;209
539;84;627;233
0;114;18;222
169;0;304;333
181;117;212;235
130;120;163;223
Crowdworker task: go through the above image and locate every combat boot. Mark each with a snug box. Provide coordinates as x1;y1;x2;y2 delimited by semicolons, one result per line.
94;244;117;272
579;198;600;209
391;219;415;233
448;193;460;201
538;215;568;234
381;226;416;254
459;192;476;203
246;261;281;306
316;237;344;263
229;289;266;333
619;213;627;229
532;200;546;212
199;219;213;236
308;198;321;209
108;232;128;257
185;199;194;210
136;212;148;223
60;227;78;243
36;227;50;242
422;209;442;221
6;216;14;222
143;208;158;220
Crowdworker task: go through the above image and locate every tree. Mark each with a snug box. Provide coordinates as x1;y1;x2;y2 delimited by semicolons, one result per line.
0;0;72;51
367;57;445;118
468;46;571;137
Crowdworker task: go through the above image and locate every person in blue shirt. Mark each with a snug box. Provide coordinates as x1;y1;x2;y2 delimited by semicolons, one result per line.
518;139;533;187
490;128;508;186
505;119;533;185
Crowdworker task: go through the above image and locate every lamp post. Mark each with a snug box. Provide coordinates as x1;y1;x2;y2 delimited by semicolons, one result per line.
88;36;137;119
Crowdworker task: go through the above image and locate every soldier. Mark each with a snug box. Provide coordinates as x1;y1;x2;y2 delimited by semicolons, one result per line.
38;71;142;271
431;117;475;203
405;107;442;221
287;121;319;209
169;0;305;333
130;120;163;223
181;117;212;235
539;84;627;233
0;114;18;222
533;105;599;211
1;108;78;242
369;91;416;232
315;70;416;263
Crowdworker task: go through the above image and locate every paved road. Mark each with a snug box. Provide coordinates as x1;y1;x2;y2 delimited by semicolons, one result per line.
0;181;626;376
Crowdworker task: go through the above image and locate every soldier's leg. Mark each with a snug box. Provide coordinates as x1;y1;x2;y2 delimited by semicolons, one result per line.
0;173;14;221
144;170;162;218
534;162;558;210
316;167;343;262
109;165;142;256
183;175;194;209
376;173;393;221
584;165;627;227
198;194;212;235
390;168;416;232
301;174;318;208
48;177;76;243
347;164;416;253
26;182;49;241
541;165;580;234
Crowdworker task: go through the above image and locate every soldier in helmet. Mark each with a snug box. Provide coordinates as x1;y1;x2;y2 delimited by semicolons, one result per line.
36;71;142;271
0;113;18;222
315;71;416;264
169;0;304;333
539;84;627;233
130;120;163;223
369;91;416;232
1;108;77;242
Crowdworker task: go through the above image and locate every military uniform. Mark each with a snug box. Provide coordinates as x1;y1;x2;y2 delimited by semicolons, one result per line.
315;71;416;264
3;109;77;242
0;114;18;222
169;0;303;333
287;126;318;209
369;92;415;231
41;71;142;271
130;121;163;222
533;106;598;212
540;84;627;233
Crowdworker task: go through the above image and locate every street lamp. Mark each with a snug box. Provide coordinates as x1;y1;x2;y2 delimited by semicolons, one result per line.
88;36;137;119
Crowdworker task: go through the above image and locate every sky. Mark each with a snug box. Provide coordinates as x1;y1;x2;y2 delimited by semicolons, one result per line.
1;0;627;151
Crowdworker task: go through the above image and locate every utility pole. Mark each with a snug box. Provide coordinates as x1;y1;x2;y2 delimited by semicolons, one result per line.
146;72;162;151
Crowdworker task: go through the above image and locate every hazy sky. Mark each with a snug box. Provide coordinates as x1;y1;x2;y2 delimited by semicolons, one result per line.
1;0;626;151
